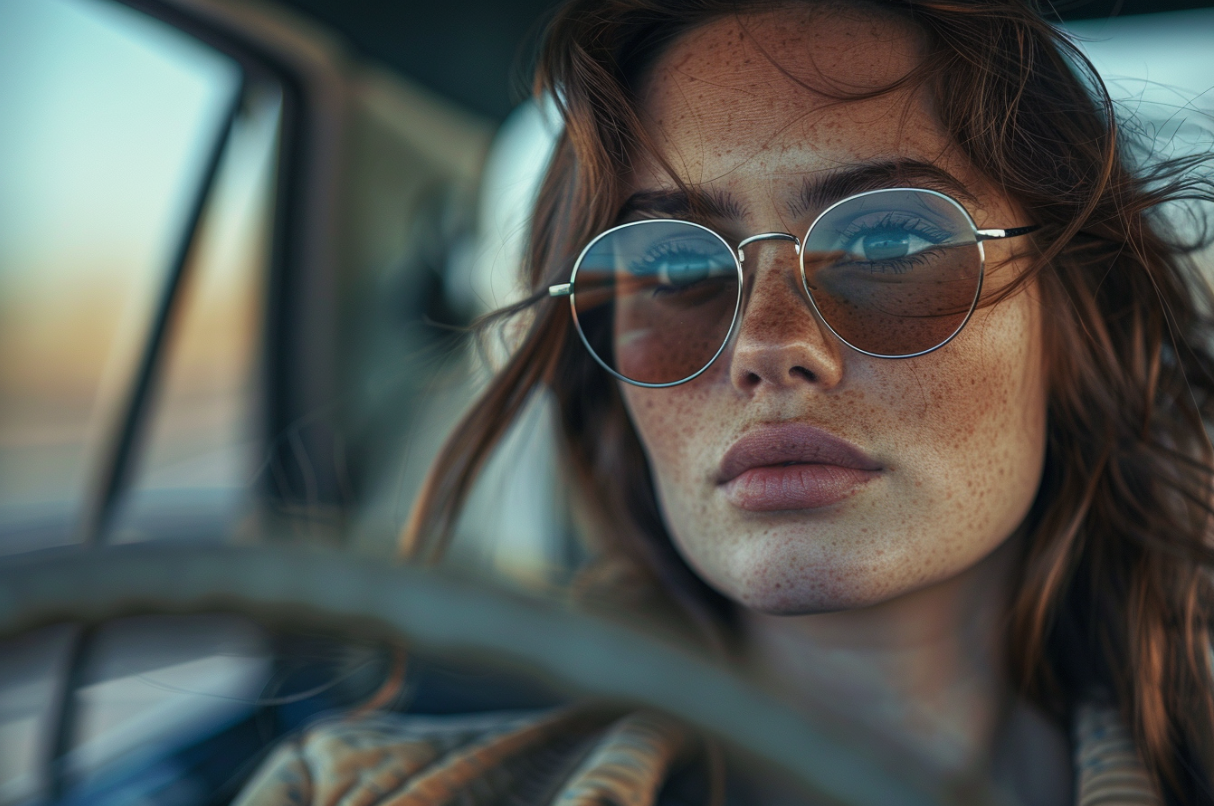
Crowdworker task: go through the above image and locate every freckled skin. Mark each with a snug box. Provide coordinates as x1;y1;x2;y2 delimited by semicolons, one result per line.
620;9;1048;615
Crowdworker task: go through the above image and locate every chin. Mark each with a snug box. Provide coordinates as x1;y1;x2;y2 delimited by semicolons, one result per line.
681;531;927;615
726;575;906;616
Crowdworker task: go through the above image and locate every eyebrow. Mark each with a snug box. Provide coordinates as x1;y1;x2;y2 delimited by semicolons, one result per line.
617;186;744;222
617;160;977;224
792;160;978;218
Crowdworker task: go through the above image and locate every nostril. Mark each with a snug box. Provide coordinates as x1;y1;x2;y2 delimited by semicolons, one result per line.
792;366;817;383
745;371;762;387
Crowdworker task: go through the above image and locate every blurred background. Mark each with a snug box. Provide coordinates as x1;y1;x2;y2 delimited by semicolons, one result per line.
0;0;1211;803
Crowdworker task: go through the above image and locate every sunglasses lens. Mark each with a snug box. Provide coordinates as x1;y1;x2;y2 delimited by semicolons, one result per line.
802;189;982;357
572;220;740;385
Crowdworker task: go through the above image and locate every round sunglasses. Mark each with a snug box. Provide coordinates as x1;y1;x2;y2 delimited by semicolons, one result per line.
548;187;1039;387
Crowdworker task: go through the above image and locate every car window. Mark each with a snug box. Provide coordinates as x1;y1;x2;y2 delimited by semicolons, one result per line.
1068;9;1214;260
0;2;278;802
107;84;281;546
0;0;242;554
1068;7;1214;115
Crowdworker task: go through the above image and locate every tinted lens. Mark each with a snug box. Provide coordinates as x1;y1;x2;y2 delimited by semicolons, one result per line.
801;189;981;357
571;220;740;385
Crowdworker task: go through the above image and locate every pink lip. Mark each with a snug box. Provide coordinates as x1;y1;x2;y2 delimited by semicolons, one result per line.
716;424;883;511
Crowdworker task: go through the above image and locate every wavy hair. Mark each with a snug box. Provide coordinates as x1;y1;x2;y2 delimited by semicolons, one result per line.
404;0;1214;797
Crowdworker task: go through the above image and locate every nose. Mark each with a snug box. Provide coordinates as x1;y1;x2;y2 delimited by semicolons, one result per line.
728;239;844;393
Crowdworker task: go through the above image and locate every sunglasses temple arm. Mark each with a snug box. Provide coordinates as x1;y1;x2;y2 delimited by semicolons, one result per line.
976;224;1040;242
549;283;572;297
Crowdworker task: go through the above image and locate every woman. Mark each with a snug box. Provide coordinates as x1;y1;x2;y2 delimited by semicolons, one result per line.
240;0;1214;803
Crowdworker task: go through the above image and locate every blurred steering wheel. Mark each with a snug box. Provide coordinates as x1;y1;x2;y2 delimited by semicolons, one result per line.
0;543;992;806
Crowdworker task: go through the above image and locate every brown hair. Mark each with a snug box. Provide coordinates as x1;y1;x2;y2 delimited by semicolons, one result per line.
404;0;1214;797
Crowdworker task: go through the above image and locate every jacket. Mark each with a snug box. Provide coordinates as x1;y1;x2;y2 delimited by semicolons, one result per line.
234;702;1158;805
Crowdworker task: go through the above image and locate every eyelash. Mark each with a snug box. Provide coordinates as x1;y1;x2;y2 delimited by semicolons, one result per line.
836;212;950;244
638;241;713;267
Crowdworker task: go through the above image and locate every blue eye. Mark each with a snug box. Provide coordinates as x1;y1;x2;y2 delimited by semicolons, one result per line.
634;239;733;289
837;213;953;271
852;229;934;261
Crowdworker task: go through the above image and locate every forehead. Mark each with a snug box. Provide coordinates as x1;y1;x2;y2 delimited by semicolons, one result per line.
637;7;958;204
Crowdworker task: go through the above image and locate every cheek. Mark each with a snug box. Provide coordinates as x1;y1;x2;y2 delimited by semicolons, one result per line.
620;367;741;534
621;379;718;488
878;288;1047;545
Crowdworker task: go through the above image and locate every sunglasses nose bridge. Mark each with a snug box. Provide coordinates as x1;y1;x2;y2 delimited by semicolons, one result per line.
734;232;822;343
736;232;802;264
736;231;810;314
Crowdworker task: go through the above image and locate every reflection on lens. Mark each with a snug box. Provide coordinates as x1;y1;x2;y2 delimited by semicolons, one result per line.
801;189;981;357
572;220;740;385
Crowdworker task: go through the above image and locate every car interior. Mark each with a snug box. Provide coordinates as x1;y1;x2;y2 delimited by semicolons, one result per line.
0;0;1212;803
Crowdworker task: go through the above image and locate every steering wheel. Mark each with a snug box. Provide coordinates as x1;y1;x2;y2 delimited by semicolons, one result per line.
0;542;994;806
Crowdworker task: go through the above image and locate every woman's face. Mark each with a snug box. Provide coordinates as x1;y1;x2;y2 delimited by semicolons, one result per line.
619;7;1048;613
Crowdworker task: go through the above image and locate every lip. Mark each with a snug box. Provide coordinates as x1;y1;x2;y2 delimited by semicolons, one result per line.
716;423;883;511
